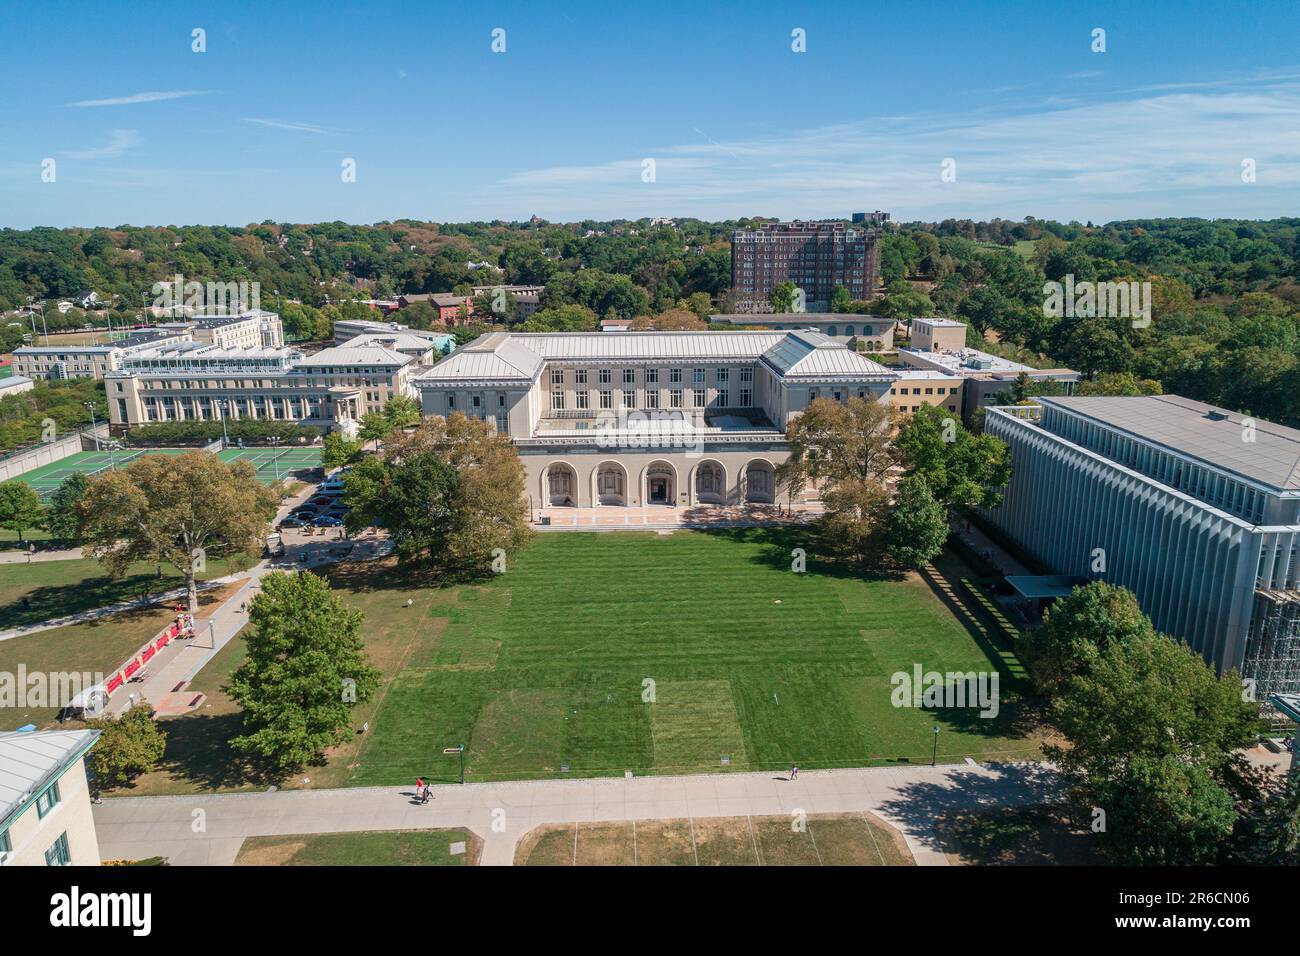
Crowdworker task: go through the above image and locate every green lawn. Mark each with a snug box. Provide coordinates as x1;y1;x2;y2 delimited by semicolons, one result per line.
234;829;478;866
0;556;248;632
333;529;1040;786
0;582;240;730
115;528;1041;793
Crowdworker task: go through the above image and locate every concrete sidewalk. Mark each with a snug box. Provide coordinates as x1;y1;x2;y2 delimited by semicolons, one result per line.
93;761;1059;866
0;546;84;564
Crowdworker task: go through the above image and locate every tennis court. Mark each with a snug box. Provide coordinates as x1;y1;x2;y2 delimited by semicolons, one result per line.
17;446;322;499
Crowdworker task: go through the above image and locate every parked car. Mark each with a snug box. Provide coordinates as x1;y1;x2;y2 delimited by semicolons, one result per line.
277;516;308;530
288;509;316;522
312;515;344;528
306;496;334;507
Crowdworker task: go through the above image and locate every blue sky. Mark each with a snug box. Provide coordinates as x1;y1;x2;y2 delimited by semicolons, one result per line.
2;0;1299;227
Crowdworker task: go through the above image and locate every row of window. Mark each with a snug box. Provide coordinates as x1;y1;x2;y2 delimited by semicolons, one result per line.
892;385;960;396
549;367;753;387
551;388;753;411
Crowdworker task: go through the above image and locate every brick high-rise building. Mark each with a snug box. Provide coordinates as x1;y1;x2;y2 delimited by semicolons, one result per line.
730;214;889;313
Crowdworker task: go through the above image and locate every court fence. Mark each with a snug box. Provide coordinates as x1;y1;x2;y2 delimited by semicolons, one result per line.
0;424;110;482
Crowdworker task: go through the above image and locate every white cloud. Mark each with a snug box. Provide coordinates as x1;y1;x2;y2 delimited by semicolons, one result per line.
62;129;141;160
493;79;1300;221
68;90;215;108
241;117;335;135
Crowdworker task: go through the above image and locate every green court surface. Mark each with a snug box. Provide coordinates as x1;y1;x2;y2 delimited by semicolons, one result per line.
17;446;321;498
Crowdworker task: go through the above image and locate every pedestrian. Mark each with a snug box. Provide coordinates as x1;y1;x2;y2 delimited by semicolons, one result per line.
790;765;798;780
422;784;431;805
416;776;423;798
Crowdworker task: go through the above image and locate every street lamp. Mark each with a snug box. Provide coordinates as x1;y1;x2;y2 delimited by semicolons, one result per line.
83;401;101;453
216;398;230;449
931;725;941;767
268;435;282;481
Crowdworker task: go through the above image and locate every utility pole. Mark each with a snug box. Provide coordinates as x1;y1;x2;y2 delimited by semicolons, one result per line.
83;402;101;452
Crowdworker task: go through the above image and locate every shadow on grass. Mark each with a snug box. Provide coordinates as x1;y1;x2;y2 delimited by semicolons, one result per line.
323;556;494;595
695;524;904;582
932;803;1097;865
133;712;283;792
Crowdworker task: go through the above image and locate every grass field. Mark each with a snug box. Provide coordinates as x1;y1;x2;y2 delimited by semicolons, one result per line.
516;812;913;866
114;528;1040;793
234;829;479;866
0;582;240;730
15;446;321;499
0;555;246;632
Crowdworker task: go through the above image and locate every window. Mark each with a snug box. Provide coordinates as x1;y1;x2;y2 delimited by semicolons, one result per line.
739;367;753;383
623;369;635;385
575;390;590;410
598;368;611;385
646;390;660;409
471;394;481;408
498;394;506;407
575;369;588;385
622;389;635;407
693;388;705;407
599;389;613;409
670;389;683;408
646;368;659;384
0;829;11;854
717;388;729;406
717;367;730;384
36;781;60;819
669;368;682;384
693;368;705;385
495;413;508;434
44;832;70;867
551;390;565;410
551;369;563;386
740;387;752;407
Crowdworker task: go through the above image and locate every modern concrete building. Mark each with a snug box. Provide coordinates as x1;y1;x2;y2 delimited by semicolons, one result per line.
730;217;887;313
710;314;896;351
0;730;101;867
982;395;1300;695
414;330;898;508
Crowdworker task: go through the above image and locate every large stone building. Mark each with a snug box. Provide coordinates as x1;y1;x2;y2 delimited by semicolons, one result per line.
414;330;899;508
0;730;101;867
982;395;1300;696
729;216;888;313
104;334;424;435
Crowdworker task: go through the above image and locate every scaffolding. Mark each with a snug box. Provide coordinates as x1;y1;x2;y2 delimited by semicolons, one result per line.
1244;589;1300;697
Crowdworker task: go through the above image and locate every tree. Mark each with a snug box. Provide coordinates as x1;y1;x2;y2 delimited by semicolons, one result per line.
321;431;363;469
79;452;276;612
885;474;949;568
356;413;393;447
227;571;379;775
0;479;43;543
85;705;167;790
630;308;707;331
43;472;88;541
517;303;598;332
1021;581;1156;693
344;412;531;569
1047;631;1257;865
1074;371;1163;397
895;405;1012;510
830;284;853;313
382;394;422;428
770;281;797;313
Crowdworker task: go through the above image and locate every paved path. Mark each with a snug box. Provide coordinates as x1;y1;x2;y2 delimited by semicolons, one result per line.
0;546;84;564
0;577;238;643
93;761;1059;866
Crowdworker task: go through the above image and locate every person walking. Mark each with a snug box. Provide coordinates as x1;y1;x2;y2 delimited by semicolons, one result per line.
416;776;424;800
790;765;798;780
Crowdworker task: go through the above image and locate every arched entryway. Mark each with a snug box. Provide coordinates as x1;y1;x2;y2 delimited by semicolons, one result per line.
744;458;776;503
593;461;628;506
692;459;728;505
544;461;578;507
643;460;677;506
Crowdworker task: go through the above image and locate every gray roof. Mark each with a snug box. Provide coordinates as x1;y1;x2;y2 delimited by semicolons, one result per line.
299;345;412;367
418;332;544;383
1042;395;1300;491
512;330;789;360
761;330;893;379
709;313;893;327
0;729;99;829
